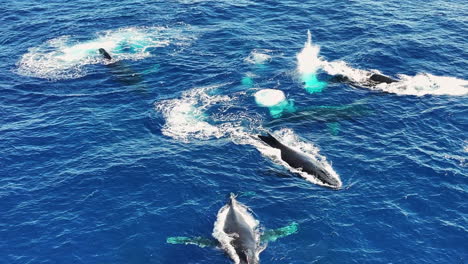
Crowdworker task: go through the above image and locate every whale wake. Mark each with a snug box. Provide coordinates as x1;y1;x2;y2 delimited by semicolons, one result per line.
17;26;194;80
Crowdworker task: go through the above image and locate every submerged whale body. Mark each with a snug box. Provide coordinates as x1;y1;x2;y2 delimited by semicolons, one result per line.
265;100;372;126
258;133;342;189
223;194;260;264
97;48;144;86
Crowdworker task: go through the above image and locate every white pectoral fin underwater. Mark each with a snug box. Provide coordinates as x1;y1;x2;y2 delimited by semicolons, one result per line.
261;222;299;243
166;236;218;248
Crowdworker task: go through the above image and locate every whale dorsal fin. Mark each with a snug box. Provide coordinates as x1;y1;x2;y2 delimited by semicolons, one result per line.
98;48;112;60
258;133;283;149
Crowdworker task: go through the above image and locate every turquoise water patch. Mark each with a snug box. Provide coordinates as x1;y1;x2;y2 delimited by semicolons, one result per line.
242;76;254;87
303;74;327;93
268;100;296;118
327;122;341;136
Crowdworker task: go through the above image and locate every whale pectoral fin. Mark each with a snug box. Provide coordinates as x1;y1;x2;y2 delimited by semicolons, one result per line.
166;236;217;248
261;222;299;243
326;122;341;136
238;191;257;198
141;64;160;75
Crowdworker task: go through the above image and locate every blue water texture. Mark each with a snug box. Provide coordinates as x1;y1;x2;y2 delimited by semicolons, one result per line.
1;0;467;263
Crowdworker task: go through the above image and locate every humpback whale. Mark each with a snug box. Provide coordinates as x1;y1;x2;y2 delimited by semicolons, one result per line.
258;133;342;189
223;194;259;264
329;73;399;87
167;194;298;263
97;48;144;86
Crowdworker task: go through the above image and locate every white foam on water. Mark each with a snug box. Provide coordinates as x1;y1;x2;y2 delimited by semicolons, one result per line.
254;128;342;189
296;30;322;75
244;49;273;65
17;26;193;80
155;85;233;142
155;86;340;188
321;61;468;96
254;89;286;107
212;195;262;264
322;60;372;83
381;73;468;96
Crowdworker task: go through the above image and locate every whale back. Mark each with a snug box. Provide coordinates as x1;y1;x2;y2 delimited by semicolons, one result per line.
223;195;259;264
258;133;341;188
370;73;398;84
258;133;283;149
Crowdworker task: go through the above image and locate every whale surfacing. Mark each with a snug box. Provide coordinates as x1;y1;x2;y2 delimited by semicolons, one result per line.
223;194;259;264
369;73;398;84
258;133;342;189
167;194;298;263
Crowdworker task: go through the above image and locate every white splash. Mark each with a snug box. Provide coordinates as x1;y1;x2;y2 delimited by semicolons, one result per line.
212;196;262;264
296;30;322;75
244;49;273;65
17;26;193;80
380;73;468;96
322;60;372;83
254;89;286;107
155;85;233;142
321;60;468;96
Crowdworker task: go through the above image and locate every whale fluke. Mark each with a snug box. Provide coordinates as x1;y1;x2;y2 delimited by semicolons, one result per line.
98;48;112;60
369;73;398;84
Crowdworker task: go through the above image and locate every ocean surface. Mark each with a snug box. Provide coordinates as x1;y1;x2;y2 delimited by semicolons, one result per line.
1;0;467;263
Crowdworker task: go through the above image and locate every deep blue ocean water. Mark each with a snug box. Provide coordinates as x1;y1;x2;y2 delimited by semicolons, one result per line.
1;0;467;263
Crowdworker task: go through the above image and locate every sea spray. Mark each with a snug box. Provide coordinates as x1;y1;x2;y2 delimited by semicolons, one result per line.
254;89;296;117
321;60;468;96
296;30;327;93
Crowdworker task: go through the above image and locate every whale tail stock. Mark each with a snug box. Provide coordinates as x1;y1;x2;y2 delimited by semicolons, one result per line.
258;133;283;149
98;48;112;60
